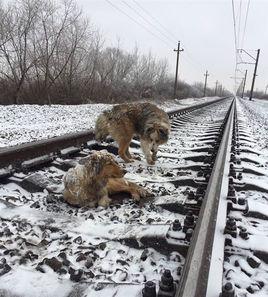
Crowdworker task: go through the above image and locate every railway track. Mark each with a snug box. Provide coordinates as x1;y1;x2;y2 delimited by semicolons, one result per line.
0;97;267;297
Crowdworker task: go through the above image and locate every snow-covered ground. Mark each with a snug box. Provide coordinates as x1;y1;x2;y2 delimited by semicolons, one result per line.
0;99;232;297
2;96;268;296
221;97;268;297
0;97;219;148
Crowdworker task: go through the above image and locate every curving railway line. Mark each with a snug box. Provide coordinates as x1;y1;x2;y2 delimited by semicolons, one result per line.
0;97;267;297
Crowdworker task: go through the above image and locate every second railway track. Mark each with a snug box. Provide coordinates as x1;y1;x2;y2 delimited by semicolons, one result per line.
1;97;267;297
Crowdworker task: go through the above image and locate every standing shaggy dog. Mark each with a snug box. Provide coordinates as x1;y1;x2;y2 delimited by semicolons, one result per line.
63;151;151;208
95;103;170;165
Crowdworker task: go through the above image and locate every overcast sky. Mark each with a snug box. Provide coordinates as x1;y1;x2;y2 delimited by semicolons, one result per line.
76;0;268;94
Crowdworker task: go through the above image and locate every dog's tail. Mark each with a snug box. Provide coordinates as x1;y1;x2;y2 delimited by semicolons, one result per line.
95;111;110;142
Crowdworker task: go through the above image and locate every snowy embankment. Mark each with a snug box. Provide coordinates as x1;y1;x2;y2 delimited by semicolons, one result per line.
0;97;219;148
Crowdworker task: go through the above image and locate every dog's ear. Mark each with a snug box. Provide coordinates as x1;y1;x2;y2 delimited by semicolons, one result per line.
84;154;103;177
158;128;169;141
91;154;104;176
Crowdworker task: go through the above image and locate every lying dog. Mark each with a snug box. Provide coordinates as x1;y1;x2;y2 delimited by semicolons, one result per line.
63;151;151;207
95;102;170;165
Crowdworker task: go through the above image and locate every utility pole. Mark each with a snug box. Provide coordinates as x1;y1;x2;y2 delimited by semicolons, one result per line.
203;70;209;97
173;41;184;98
215;80;218;96
265;85;268;95
241;69;248;98
249;49;260;101
218;84;222;96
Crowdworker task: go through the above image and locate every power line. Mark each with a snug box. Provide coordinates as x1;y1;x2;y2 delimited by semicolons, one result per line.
121;0;174;46
231;0;239;52
237;0;242;48
232;0;252;95
231;0;239;93
106;0;206;76
241;0;250;48
132;0;178;42
104;0;172;48
131;0;205;72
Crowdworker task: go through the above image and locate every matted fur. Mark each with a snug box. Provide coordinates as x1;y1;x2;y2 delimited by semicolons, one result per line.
95;103;171;164
63;151;151;207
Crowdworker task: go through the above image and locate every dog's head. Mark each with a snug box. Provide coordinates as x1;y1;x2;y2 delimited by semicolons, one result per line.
83;151;126;179
144;122;170;146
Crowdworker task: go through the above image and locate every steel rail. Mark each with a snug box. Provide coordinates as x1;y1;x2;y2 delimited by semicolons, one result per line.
0;97;229;168
176;97;235;297
205;100;237;297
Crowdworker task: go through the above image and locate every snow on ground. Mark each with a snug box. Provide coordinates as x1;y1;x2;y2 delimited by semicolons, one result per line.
0;100;233;297
0;97;219;148
238;98;268;153
221;97;268;297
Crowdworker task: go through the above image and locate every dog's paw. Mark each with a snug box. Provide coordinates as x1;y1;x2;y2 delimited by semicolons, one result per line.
87;201;98;208
132;188;153;201
147;159;155;165
139;188;153;198
98;196;112;208
124;158;135;163
131;193;141;202
152;153;157;162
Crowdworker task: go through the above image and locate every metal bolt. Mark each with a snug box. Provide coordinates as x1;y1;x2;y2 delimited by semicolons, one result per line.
224;217;237;238
221;282;235;297
239;227;249;240
230;154;236;163
183;211;195;233
229;166;236;178
196;187;205;196
158;269;176;296
238;197;246;205
172;220;182;231
142;281;156;297
185;228;193;241
197;170;203;177
188;191;195;200
205;174;210;182
227;185;236;202
197;196;203;206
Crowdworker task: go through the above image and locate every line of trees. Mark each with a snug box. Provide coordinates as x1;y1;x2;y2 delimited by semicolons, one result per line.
0;0;228;105
244;90;268;100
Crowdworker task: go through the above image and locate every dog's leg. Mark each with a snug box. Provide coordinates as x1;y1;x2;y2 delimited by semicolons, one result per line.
118;138;134;163
87;201;98;208
98;195;112;208
140;139;154;165
107;178;152;202
63;189;80;206
152;150;157;161
126;148;132;159
151;143;158;162
126;147;141;161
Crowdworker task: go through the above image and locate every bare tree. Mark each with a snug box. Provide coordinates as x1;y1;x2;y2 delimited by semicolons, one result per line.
0;0;220;105
0;0;42;103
